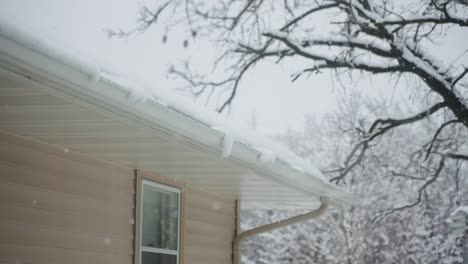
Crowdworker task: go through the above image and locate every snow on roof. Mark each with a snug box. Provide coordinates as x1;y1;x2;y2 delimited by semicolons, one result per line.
101;71;326;182
0;19;101;82
0;17;331;184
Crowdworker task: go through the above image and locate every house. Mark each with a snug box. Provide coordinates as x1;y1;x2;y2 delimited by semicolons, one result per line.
0;21;351;264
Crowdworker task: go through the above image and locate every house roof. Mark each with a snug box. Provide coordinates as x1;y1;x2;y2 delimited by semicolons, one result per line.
0;20;351;209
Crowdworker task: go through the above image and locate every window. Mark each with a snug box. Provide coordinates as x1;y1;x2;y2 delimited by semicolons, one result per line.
140;179;180;264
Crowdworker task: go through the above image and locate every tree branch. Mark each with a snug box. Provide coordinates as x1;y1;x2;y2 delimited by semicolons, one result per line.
372;157;445;223
217;54;265;113
330;141;368;183
452;67;468;87
279;3;340;31
106;1;171;37
300;36;393;58
424;119;462;160
376;15;468;27
389;170;426;181
368;102;448;140
329;102;447;184
264;32;404;74
169;67;236;97
441;152;468;161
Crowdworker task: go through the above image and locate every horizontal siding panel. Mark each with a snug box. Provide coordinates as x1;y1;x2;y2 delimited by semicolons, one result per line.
0;140;133;191
0;122;136;137
38;135;172;146
185;219;234;239
0;130;136;264
147;167;243;174
0;105;83;112
185;205;235;226
184;234;232;250
159;172;241;180
94;156;230;168
0;94;69;106
185;196;234;216
73;145;204;155
0;202;133;239
0;87;45;95
0;242;132;264
0;181;133;220
0;160;134;204
186;188;236;203
0;221;133;254
0;130;133;176
0;109;109;123
184;246;232;264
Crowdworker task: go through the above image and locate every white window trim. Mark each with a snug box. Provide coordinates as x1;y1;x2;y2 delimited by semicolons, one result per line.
140;179;181;264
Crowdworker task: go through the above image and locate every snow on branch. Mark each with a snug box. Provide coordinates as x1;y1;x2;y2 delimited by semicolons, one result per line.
264;32;403;74
375;15;468;27
299;35;392;58
368;102;448;140
397;43;451;85
348;0;468;27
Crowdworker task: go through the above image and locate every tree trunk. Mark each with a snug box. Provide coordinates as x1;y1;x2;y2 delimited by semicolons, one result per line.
413;66;468;129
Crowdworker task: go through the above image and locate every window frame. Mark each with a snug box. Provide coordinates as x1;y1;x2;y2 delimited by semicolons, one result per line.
139;178;181;264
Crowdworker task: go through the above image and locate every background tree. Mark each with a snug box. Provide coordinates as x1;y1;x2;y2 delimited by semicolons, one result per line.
111;0;468;183
111;0;468;262
241;94;467;263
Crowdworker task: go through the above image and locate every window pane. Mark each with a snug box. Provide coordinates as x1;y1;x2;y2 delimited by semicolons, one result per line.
142;251;177;264
142;184;179;250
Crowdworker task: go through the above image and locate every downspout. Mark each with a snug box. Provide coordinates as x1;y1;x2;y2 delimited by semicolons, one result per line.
232;197;330;264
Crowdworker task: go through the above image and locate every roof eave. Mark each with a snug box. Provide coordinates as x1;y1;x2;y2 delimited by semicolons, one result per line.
0;31;352;205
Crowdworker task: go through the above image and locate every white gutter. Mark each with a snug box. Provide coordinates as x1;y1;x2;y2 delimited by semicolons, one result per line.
233;197;330;264
0;25;352;205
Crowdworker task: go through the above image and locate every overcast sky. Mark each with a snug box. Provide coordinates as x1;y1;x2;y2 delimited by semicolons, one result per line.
2;0;467;135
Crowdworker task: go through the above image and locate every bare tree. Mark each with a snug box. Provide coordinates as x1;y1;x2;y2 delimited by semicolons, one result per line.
111;0;468;187
245;96;467;263
110;2;468;261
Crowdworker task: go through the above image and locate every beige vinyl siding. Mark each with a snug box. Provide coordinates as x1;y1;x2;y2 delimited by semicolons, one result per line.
1;67;336;212
0;131;237;264
183;188;235;264
0;131;135;264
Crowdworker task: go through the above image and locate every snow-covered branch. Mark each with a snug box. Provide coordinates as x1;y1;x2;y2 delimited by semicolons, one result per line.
264;32;403;74
302;35;390;52
376;15;468;27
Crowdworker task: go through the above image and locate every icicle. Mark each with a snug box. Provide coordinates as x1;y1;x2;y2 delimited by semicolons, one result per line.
221;130;235;158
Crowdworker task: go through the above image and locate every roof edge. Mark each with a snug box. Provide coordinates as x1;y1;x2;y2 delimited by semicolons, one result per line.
0;26;353;205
